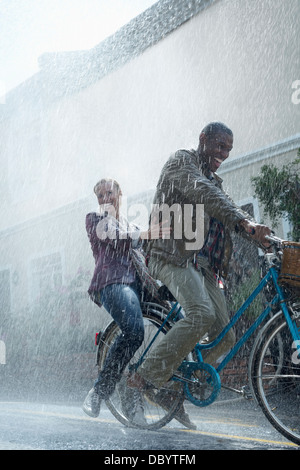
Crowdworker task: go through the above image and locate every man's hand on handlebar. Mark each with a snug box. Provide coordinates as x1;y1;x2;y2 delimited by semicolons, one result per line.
239;219;272;249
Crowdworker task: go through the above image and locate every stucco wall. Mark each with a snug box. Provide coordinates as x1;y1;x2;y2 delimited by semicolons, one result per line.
0;0;299;230
0;0;299;312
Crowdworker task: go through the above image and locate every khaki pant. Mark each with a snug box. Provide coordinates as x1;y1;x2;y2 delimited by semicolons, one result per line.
138;257;236;388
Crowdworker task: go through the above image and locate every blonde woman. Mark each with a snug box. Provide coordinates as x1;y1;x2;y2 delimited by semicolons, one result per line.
82;178;195;429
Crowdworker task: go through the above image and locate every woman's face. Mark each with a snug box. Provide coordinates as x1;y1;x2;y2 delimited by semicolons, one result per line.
95;181;121;215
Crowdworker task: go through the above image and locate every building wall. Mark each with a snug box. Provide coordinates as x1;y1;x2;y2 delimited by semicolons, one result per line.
0;0;299;322
1;0;299;228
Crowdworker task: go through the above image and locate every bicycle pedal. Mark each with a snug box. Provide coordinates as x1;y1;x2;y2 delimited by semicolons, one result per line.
241;385;252;400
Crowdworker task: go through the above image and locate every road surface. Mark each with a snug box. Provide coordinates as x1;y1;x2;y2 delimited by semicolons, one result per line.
0;391;298;452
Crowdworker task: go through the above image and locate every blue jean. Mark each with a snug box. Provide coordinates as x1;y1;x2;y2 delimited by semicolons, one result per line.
94;282;144;399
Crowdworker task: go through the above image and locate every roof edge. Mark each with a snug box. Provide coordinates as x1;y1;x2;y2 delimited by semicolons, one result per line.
2;0;218;110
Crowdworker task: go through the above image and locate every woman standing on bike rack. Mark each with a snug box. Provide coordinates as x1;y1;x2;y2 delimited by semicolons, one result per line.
82;178;196;429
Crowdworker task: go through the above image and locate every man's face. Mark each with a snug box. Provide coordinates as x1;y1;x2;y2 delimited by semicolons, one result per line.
200;132;233;172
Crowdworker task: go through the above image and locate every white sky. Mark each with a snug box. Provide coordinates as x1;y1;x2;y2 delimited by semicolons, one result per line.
0;0;158;93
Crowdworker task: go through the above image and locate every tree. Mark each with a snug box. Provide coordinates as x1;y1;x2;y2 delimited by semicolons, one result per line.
251;151;300;241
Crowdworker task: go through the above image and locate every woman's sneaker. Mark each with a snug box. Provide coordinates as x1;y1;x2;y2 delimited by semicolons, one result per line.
82;387;101;417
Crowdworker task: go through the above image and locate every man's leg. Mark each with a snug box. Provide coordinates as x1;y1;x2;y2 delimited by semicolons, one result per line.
196;258;236;365
138;260;217;388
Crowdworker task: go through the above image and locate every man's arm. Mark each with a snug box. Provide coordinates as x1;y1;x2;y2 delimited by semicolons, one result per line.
165;151;271;246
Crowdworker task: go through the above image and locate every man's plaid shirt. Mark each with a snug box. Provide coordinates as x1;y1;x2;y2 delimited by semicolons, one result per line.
197;217;225;274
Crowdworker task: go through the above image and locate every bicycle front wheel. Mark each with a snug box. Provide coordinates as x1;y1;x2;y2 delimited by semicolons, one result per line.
250;315;300;445
98;302;184;430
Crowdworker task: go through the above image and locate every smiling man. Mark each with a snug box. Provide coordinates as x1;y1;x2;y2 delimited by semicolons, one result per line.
128;121;271;394
199;122;233;172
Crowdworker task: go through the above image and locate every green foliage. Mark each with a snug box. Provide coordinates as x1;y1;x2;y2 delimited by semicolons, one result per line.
251;152;300;241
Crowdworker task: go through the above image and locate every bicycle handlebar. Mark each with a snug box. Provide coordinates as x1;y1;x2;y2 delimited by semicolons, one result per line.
265;234;284;246
249;228;284;253
261;234;285;262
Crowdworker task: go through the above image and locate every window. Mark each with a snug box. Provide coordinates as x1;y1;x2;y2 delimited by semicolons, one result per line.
0;269;11;323
241;202;254;218
30;252;63;302
282;214;293;240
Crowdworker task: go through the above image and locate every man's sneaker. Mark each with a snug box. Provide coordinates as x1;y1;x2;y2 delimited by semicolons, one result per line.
151;387;197;430
174;404;197;430
82;387;101;418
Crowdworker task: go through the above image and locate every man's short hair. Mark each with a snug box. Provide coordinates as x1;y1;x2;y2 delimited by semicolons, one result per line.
201;122;233;138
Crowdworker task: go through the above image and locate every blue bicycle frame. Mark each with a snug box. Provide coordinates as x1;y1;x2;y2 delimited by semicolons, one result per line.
136;264;300;376
196;266;300;374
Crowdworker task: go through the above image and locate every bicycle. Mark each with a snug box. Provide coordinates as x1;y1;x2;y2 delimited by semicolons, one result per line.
95;235;300;445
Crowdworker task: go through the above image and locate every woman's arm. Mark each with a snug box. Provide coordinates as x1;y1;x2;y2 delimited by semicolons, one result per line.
95;204;171;245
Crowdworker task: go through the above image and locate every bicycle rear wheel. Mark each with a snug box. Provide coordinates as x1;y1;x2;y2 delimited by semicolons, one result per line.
250;313;300;445
98;302;184;430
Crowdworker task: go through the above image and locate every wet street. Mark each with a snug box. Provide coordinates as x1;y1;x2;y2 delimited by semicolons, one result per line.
0;391;298;452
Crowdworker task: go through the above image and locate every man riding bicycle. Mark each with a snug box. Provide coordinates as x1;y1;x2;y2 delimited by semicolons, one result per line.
128;122;272;391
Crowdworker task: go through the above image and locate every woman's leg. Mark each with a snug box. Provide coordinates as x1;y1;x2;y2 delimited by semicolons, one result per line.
95;283;144;399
